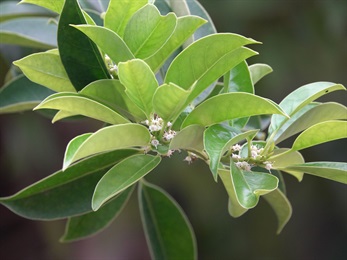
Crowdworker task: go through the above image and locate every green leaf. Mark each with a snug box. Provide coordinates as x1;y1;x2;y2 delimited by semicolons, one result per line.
278;162;347;184
52;110;78;123
13;52;76;92
181;93;288;128
20;0;64;14
291;121;347;151
227;61;254;94
139;180;197;260
0;17;57;49
0;150;138;220
153;83;191;122
271;148;305;181
64;124;151;168
61;185;134;242
123;4;177;59
218;169;248;218
80;79;146;122
230;161;278;209
104;0;147;37
249;63;273;85
0;74;54;114
169;125;205;155
34;92;129;125
58;0;110;91
269;82;346;135
145;15;206;72
165;34;259;105
274;102;347;144
72;25;134;64
263;189;292;234
204;124;258;181
92;155;161;210
118;59;158;118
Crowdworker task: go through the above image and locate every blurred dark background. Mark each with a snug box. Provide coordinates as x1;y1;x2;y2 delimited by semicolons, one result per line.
1;0;346;259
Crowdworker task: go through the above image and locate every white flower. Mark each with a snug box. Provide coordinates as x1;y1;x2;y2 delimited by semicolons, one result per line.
232;153;241;160
167;121;172;127
264;161;273;171
151;139;160;148
236;161;252;171
165;150;174;157
149;124;161;132
163;130;176;141
232;144;241;151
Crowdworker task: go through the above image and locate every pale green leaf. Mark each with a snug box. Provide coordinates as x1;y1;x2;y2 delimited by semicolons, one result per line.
263;189;292;234
118;59;158;118
169;125;205;155
13;52;76;92
19;0;64;14
34;93;129;125
291;121;347;151
123;4;177;59
92;155;161;210
181;93;288;128
139;180;197;260
249;63;273;85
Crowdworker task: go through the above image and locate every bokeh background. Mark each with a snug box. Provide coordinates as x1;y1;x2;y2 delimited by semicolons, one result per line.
1;0;346;259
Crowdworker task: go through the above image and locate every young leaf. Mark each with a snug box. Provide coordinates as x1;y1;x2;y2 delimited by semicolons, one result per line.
13;52;76;92
118;59;158;118
139;180;197;260
92;155;161;210
123;4;177;59
152;83;191;122
170;125;205;155
61;185;134;242
65;124;151;168
218;169;248;218
269;82;346;135
58;0;110;91
230;161;279;209
291;121;347;151
279;162;347;184
165;34;259;105
71;25;134;64
181;93;288;128
0;150;138;220
0;74;54;114
249;63;273;85
204;124;258;181
0;17;57;49
104;0;147;37
263;189;292;234
145;15;206;72
273;102;347;144
34;93;129;125
20;0;64;14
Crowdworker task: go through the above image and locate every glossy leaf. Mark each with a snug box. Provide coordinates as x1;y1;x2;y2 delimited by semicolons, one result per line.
279;162;347;184
0;75;54;114
72;25;134;64
274;102;347;144
204;124;258;181
145;15;206;72
0;150;138;220
153;83;191;122
20;0;64;13
0;17;57;49
80;79;146;122
34;93;129;125
170;125;205;154
139;180;197;260
58;0;110;91
165;34;259;105
64;124;151;168
263;189;292;234
13;52;76;92
61;186;134;242
182;93;288;128
227;61;254;94
249;63;273;85
104;0;147;37
218;169;248;218
230;161;278;209
118;59;158;118
269;82;346;134
271;148;305;181
291;121;347;151
123;4;177;59
92;155;161;210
